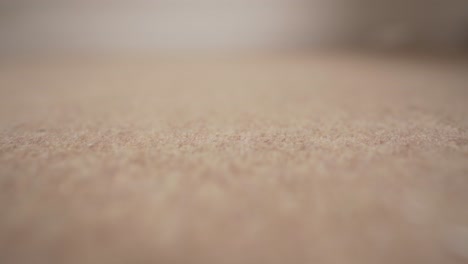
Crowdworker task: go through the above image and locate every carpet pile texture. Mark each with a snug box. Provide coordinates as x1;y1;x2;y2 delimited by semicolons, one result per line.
1;54;468;263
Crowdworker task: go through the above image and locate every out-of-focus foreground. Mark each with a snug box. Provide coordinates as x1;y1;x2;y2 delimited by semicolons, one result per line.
1;54;468;264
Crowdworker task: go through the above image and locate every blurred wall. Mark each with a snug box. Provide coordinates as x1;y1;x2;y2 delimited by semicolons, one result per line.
1;0;467;54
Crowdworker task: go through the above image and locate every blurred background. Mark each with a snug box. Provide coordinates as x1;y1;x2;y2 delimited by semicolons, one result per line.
1;0;467;56
2;2;468;264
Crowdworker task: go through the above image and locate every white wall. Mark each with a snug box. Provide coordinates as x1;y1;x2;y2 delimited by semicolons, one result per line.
1;0;467;54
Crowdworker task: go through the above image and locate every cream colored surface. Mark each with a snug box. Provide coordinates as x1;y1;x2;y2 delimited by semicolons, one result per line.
1;54;468;263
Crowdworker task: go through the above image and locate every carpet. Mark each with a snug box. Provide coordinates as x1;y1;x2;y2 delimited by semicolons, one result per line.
1;53;468;263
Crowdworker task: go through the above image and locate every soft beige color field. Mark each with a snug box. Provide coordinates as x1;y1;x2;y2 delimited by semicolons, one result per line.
1;53;468;263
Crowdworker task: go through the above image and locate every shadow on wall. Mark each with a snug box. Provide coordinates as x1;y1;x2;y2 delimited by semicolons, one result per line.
340;0;468;52
0;0;467;54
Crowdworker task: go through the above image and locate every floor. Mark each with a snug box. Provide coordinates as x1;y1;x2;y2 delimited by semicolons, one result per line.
1;53;468;263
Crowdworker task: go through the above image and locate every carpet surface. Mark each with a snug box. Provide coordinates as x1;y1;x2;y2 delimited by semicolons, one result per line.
1;54;468;263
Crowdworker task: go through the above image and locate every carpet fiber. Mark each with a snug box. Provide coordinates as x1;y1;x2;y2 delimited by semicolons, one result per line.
1;54;468;263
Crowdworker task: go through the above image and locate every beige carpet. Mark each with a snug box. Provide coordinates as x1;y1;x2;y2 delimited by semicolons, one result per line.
1;53;468;264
